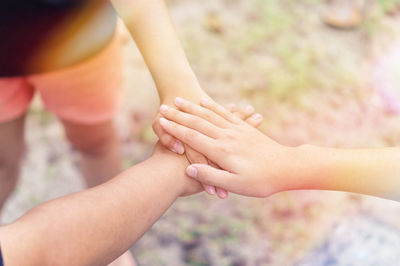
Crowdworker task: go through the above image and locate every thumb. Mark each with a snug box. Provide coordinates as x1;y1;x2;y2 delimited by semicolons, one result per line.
186;164;238;192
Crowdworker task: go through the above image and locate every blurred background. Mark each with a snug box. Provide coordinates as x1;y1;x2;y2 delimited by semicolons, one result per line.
3;0;400;265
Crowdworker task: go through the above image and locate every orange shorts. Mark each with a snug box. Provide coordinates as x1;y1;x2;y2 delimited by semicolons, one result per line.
0;30;124;125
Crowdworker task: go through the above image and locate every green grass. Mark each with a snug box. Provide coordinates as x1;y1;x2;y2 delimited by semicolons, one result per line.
379;0;400;12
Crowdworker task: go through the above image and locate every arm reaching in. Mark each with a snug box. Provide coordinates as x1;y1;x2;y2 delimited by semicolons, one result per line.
159;97;400;201
0;144;201;266
110;0;209;154
110;0;263;198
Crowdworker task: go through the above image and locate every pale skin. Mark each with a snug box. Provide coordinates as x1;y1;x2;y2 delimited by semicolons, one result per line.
0;1;259;265
0;0;256;247
0;108;256;266
0;107;257;266
110;0;262;198
0;0;256;224
159;97;400;201
0;144;202;266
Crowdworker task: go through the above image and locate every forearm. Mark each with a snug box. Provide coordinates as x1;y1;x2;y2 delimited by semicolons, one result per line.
111;0;204;101
0;154;185;266
295;145;400;200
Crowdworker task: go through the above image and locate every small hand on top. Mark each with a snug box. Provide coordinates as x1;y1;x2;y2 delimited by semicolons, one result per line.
159;97;296;198
152;94;263;198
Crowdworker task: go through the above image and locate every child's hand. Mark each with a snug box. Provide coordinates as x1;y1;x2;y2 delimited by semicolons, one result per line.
159;98;297;198
153;95;263;198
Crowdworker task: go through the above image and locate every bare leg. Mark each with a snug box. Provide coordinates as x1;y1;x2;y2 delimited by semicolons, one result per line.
0;115;26;214
61;119;136;266
62;119;123;188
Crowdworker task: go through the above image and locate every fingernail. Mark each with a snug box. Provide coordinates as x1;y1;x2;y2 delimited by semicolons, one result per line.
174;97;184;107
218;190;228;199
201;97;211;106
246;105;255;113
173;141;184;154
206;186;216;195
159;117;168;126
186;165;198;178
253;113;263;120
160;104;169;114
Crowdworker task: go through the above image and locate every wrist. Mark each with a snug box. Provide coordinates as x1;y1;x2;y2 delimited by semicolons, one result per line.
161;90;207;105
286;144;323;191
148;150;190;197
158;76;207;104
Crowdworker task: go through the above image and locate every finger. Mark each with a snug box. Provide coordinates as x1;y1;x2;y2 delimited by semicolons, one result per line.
186;164;240;193
200;97;243;124
216;187;229;199
160;104;221;138
185;146;217;196
174;97;230;128
226;103;238;112
159;117;216;157
186;145;209;165
152;120;185;154
245;113;264;128
233;105;255;120
204;184;217;195
207;159;229;199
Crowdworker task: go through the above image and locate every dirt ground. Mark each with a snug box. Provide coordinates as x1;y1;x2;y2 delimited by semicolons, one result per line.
3;0;400;265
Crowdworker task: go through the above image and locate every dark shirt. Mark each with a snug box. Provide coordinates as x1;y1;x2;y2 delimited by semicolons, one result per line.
0;244;3;266
0;0;115;77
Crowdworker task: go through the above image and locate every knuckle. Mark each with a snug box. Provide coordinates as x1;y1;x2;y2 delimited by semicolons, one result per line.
227;103;237;112
168;107;178;118
221;146;234;154
185;101;194;111
223;130;236;140
233;111;244;119
217;105;228;114
217;142;234;154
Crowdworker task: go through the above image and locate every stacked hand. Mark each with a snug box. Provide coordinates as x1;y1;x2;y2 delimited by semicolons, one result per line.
152;94;263;198
158;97;297;197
